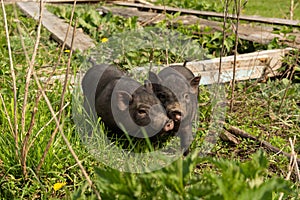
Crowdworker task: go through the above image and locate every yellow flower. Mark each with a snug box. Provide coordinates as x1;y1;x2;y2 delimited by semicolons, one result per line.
53;182;67;191
64;49;71;53
101;37;108;43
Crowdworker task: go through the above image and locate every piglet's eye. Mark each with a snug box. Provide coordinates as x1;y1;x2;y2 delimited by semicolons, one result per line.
158;93;166;102
183;93;190;101
137;109;147;116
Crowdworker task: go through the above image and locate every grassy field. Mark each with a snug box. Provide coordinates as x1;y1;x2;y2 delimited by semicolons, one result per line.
0;1;299;199
156;0;300;20
242;0;300;20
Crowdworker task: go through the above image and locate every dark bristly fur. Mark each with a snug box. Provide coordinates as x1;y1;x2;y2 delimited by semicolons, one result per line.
149;64;201;155
82;63;174;144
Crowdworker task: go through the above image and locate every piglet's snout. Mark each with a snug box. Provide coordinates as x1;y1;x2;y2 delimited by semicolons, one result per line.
163;119;174;131
170;110;182;121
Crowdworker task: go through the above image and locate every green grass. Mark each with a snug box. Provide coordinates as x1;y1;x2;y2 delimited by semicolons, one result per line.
1;2;300;199
0;4;96;199
242;0;300;20
155;0;300;20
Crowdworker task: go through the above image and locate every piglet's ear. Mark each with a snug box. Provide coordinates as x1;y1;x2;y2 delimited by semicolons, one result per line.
116;91;132;111
148;71;163;93
190;76;201;93
148;71;161;84
144;80;153;94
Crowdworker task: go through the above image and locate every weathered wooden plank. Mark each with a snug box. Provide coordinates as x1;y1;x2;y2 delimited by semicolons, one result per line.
5;0;100;2
200;65;266;85
5;0;153;5
185;48;290;71
183;48;291;84
113;2;300;27
17;2;95;52
98;6;300;48
132;64;266;85
131;48;292;85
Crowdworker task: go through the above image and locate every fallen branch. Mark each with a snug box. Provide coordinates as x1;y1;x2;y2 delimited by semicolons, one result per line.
219;130;240;145
224;124;300;166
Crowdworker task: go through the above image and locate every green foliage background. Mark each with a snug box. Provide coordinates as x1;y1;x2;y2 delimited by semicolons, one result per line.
0;1;299;199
